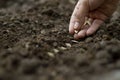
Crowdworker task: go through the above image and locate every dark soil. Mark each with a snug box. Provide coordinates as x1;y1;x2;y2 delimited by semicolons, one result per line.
0;0;120;80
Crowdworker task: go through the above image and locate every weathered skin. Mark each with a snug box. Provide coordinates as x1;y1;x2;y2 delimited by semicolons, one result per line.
69;0;119;40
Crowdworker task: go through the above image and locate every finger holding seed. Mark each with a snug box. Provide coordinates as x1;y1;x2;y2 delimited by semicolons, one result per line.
74;17;93;39
74;22;80;34
80;17;93;29
70;0;119;39
84;17;92;26
74;17;93;34
74;24;89;39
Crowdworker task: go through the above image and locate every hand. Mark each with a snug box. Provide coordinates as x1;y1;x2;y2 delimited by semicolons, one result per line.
69;0;119;40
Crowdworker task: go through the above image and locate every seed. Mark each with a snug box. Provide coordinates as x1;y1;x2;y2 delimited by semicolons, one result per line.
71;40;79;43
65;43;72;48
75;30;79;34
25;42;30;49
41;30;46;34
59;47;67;50
47;52;55;57
84;18;92;26
53;49;59;53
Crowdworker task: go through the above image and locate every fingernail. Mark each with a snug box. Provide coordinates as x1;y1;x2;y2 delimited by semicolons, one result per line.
74;22;79;29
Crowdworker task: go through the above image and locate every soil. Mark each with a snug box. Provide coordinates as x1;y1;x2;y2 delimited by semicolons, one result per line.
0;0;120;80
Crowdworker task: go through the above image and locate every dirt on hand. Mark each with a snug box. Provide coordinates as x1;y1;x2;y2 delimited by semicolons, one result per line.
0;0;120;80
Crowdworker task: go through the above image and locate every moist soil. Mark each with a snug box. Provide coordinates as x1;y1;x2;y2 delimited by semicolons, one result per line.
0;0;120;80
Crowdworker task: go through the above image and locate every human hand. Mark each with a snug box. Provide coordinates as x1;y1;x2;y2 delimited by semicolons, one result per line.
69;0;119;39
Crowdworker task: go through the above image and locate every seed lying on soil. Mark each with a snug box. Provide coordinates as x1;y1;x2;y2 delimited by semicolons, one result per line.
41;30;46;34
71;40;79;43
59;47;67;50
65;43;72;48
53;49;59;53
25;42;30;49
47;52;55;57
